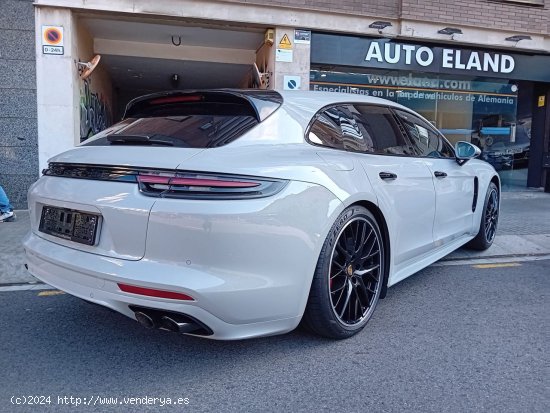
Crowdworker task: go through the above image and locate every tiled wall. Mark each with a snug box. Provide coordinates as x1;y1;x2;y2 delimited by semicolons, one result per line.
0;0;38;209
401;0;549;35
221;0;401;18
223;0;549;35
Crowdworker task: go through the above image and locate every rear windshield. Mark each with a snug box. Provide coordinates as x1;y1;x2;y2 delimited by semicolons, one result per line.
82;113;258;148
82;91;282;148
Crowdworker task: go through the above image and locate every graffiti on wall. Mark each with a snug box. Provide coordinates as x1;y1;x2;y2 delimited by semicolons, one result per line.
80;78;111;142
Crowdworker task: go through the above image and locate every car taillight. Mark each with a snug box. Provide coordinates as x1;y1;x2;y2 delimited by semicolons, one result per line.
43;163;288;200
137;172;287;199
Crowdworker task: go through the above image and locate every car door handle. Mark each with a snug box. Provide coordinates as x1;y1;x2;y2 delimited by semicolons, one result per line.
379;172;397;180
434;171;447;178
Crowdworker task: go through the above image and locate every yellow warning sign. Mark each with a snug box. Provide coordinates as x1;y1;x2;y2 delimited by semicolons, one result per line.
278;34;292;49
538;95;545;107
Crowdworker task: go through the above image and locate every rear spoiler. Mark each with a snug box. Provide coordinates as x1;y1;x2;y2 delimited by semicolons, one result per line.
123;89;283;122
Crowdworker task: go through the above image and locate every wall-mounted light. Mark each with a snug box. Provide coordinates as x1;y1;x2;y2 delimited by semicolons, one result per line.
505;35;532;42
369;21;392;34
438;27;463;35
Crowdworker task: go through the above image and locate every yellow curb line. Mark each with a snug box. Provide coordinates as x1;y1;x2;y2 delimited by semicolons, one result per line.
472;263;521;269
38;290;65;296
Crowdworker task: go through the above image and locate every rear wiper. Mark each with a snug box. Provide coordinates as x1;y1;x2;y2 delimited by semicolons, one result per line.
106;134;174;146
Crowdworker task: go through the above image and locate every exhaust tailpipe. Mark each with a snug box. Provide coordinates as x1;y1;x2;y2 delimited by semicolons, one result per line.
134;311;156;329
161;315;201;334
129;305;213;336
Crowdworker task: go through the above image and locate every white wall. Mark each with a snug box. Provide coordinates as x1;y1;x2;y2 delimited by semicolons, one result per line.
35;7;78;171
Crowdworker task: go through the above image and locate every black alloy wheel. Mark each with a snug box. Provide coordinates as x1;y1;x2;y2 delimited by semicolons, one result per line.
302;206;384;339
467;182;499;250
484;187;499;243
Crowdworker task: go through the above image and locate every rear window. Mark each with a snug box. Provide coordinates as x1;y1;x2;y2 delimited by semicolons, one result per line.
82;114;258;148
82;90;282;148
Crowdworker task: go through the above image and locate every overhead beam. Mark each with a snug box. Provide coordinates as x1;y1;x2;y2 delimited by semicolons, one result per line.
36;0;549;52
94;38;256;64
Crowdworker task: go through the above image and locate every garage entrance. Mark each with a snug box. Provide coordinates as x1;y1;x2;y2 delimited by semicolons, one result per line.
76;15;267;141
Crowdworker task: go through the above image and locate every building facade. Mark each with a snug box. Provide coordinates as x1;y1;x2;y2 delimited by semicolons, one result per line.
1;0;549;208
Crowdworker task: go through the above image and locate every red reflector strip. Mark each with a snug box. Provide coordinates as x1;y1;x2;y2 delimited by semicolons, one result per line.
169;177;260;188
149;95;202;104
118;283;194;301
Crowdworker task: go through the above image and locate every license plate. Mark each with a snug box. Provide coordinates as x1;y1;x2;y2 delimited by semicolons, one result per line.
39;206;100;246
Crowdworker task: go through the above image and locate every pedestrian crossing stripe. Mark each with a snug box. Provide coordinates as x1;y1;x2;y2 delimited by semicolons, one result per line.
278;34;292;49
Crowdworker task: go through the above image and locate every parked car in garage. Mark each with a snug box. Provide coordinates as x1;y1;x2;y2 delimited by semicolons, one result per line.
24;90;500;340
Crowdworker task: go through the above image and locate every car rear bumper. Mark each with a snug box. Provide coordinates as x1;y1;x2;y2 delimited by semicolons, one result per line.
24;177;342;339
24;232;302;340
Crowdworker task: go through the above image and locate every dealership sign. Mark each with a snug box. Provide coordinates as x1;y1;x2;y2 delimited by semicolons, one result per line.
365;41;515;74
311;33;550;82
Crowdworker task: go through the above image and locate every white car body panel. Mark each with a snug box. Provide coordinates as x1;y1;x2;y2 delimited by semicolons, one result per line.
24;90;500;339
425;158;476;244
358;154;437;270
28;177;154;260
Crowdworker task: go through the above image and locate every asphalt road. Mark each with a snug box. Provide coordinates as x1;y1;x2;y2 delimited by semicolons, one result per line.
0;260;548;413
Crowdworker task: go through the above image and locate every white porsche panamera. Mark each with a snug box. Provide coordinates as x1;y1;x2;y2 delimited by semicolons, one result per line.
24;90;500;340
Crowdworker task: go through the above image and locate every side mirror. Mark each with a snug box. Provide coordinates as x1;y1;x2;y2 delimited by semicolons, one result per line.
455;141;481;164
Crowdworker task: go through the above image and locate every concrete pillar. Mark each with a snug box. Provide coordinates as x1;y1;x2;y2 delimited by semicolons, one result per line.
35;7;78;172
270;27;311;92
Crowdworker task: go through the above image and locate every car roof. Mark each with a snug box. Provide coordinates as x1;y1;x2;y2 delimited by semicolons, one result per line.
125;89;412;119
277;89;413;113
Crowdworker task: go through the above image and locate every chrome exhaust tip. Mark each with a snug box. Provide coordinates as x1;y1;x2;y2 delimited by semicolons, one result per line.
160;316;200;334
134;311;156;329
129;305;213;336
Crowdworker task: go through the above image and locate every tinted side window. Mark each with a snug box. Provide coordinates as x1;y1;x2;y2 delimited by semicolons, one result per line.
308;112;345;150
308;105;413;156
351;105;413;155
395;110;453;158
308;105;370;152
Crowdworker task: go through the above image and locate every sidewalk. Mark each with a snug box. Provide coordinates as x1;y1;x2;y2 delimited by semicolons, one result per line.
1;191;549;285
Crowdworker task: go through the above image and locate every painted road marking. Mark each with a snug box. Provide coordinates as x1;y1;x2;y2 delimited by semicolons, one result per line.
473;263;521;269
432;254;550;267
0;284;51;292
38;290;65;297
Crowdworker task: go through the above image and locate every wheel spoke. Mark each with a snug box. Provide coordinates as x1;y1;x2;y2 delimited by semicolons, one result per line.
334;279;347;307
355;222;367;254
354;264;380;278
330;268;345;279
338;279;353;318
353;292;359;321
359;230;374;256
355;278;370;308
331;282;346;294
335;242;351;261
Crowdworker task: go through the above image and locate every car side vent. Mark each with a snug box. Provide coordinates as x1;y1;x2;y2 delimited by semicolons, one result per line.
472;177;479;212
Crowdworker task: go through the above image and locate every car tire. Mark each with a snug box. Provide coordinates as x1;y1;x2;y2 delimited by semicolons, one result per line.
466;182;499;251
302;205;384;339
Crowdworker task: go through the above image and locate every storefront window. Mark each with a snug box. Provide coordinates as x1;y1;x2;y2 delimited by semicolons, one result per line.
310;68;530;188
